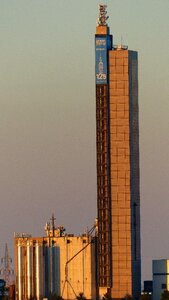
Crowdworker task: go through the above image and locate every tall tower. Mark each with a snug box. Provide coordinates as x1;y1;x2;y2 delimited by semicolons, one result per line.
95;5;141;300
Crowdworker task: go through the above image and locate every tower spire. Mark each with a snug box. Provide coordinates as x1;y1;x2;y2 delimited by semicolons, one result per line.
96;4;110;35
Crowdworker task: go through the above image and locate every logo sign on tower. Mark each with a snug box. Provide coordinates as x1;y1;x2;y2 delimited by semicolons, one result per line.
95;36;112;84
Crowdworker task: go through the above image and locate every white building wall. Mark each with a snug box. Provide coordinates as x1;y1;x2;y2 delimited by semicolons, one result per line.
153;259;169;300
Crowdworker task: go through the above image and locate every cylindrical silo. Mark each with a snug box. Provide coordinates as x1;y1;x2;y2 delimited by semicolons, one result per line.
44;245;50;297
27;241;33;299
35;243;44;300
43;242;60;298
49;246;53;293
51;246;60;295
18;244;24;300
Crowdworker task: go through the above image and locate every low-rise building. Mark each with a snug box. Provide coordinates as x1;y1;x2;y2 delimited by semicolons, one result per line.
153;259;169;300
14;216;96;300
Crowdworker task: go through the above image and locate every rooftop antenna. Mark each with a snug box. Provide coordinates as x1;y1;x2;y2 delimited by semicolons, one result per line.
121;35;123;47
115;35;128;50
50;213;56;237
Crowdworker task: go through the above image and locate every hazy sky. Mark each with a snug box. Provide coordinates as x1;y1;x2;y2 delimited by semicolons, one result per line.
0;0;169;282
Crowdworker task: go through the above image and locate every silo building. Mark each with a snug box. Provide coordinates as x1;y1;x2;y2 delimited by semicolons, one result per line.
14;217;96;300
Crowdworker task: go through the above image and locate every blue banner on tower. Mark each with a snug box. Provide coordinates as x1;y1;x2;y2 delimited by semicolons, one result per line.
95;36;112;84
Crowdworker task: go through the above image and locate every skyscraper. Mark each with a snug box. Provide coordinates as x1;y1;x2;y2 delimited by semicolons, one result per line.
95;5;141;300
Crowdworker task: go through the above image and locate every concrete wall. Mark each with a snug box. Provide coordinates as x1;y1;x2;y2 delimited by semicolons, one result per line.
108;49;141;299
58;236;96;300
